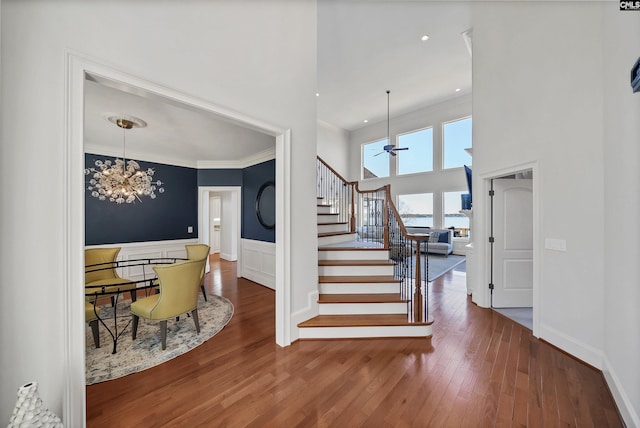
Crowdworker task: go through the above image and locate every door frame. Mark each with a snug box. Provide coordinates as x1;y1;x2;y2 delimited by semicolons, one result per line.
199;187;242;269
477;161;540;336
65;51;292;426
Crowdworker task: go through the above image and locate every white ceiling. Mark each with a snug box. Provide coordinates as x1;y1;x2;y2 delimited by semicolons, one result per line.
83;2;472;165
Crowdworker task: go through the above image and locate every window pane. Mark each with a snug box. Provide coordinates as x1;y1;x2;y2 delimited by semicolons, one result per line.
397;193;433;227
443;117;472;169
362;139;389;179
443;191;470;237
397;128;433;175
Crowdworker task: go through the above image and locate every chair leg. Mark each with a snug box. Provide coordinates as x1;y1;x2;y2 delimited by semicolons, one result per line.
130;290;137;302
191;309;201;334
201;284;207;301
160;320;167;350
89;320;100;348
132;315;139;339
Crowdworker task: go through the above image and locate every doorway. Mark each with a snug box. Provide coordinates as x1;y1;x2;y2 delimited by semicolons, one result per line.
489;169;534;330
67;54;293;426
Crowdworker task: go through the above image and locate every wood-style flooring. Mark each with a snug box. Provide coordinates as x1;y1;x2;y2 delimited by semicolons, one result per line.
86;256;623;427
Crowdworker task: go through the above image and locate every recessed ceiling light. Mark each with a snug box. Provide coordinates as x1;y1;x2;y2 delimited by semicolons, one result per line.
421;35;430;41
316;93;320;97
455;88;461;92
363;119;369;123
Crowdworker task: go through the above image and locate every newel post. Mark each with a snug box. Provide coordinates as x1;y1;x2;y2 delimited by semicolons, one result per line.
413;239;422;322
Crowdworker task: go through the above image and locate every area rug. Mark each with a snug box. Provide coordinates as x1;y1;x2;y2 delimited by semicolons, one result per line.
85;294;233;385
408;254;466;281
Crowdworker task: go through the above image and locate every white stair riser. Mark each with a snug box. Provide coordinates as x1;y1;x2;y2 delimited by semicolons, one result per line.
319;265;394;277
298;325;432;340
318;302;407;315
318;223;349;234
317;233;357;246
319;282;400;294
317;205;333;214
318;250;389;261
317;214;341;224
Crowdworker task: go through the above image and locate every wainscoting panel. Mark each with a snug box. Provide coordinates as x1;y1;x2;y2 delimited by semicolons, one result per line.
86;239;199;283
241;239;275;289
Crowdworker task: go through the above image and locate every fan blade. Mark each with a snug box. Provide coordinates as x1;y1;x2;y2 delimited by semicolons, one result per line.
393;147;409;151
389;151;397;156
374;151;385;157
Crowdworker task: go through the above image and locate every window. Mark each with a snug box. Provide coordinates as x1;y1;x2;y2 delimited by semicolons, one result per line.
443;191;470;237
443;117;472;169
397;193;433;227
397;127;433;175
362;139;389;179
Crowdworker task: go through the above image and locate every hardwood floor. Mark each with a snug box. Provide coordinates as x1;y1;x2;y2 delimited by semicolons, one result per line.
86;256;623;427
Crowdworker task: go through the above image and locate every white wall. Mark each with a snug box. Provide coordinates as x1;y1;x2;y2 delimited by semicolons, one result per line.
603;7;640;427
0;1;317;425
317;120;350;177
349;95;472;228
472;1;639;424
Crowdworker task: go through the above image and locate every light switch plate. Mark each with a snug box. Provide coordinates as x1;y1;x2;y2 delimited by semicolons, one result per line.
187;226;193;233
545;238;566;251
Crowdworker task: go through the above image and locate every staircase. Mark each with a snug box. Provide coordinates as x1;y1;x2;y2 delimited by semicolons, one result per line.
297;197;433;339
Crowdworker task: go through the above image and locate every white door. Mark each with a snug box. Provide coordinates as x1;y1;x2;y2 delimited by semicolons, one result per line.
492;178;533;308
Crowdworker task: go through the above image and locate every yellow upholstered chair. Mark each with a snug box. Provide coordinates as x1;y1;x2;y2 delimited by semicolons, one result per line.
85;301;101;348
130;259;205;350
185;244;210;301
85;247;137;304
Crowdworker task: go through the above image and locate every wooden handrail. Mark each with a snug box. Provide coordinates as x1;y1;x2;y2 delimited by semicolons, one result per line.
317;156;354;185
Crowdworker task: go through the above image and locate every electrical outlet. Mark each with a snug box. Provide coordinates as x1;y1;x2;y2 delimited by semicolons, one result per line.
187;226;193;233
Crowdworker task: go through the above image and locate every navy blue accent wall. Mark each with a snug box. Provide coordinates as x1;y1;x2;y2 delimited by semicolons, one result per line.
242;159;276;243
85;153;198;245
197;169;243;186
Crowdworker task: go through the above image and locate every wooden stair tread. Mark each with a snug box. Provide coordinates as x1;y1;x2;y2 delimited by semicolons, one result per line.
318;246;389;251
317;213;340;216
298;314;432;327
318;259;394;266
319;275;398;283
317;204;332;208
318;231;355;237
317;222;349;226
319;294;406;304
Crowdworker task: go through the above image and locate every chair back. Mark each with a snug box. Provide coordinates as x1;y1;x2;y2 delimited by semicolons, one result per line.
185;244;210;282
149;259;205;319
85;247;121;284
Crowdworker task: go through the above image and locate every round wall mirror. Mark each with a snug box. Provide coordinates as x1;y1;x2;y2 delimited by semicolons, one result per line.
256;181;275;229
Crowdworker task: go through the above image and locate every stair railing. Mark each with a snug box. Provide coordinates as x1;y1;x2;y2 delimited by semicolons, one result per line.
316;156;355;231
316;156;432;324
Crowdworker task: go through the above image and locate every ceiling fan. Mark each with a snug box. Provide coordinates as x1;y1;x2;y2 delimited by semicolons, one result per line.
374;90;409;157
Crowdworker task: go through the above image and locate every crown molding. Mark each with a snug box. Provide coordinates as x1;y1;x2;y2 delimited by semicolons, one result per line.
84;145;276;170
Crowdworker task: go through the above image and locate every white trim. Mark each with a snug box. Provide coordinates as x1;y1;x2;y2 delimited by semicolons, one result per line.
65;50;292;427
538;322;604;370
275;130;292;347
475;161;539;338
602;356;640;428
198;186;242;274
290;289;320;342
197;147;276;169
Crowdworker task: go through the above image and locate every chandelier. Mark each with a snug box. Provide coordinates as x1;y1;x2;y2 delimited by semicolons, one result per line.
85;115;164;204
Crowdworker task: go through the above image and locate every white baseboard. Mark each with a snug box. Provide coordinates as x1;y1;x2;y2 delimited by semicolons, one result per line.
602;355;640;428
240;239;275;289
220;252;237;261
290;289;319;342
538;322;604;369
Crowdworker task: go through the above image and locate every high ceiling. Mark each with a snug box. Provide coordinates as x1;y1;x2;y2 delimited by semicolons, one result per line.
83;2;472;165
317;1;472;131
